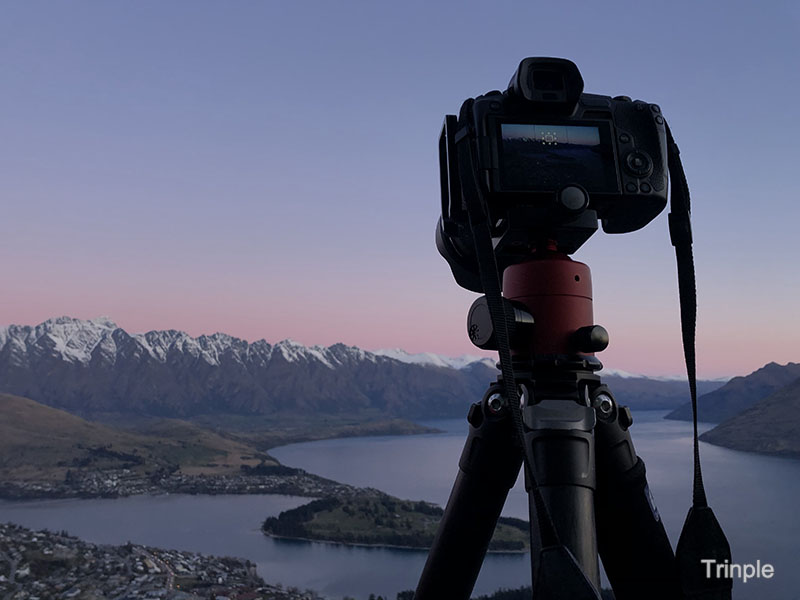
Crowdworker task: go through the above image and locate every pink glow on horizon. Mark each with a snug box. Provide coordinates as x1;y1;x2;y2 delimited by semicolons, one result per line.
3;297;792;380
1;246;795;380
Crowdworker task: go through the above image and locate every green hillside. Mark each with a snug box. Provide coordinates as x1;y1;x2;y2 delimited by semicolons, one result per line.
0;393;274;481
263;495;530;552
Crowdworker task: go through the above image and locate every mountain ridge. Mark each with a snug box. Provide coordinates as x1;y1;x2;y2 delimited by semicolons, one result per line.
665;361;800;423
0;317;488;419
700;377;800;456
0;317;727;420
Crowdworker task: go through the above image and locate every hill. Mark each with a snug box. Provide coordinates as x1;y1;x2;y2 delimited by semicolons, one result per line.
700;378;800;456
665;362;800;423
0;393;273;482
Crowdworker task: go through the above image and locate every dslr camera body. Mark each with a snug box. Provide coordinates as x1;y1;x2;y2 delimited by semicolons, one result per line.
437;57;669;292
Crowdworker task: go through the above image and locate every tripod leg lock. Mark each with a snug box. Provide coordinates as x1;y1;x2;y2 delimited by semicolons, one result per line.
522;399;597;490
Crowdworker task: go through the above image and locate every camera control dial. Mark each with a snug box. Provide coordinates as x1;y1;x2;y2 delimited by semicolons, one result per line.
624;151;653;178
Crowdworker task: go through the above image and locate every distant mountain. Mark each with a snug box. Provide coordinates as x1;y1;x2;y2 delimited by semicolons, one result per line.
598;374;724;410
700;378;800;456
0;317;483;420
372;348;497;370
665;362;800;423
372;349;726;409
0;317;726;421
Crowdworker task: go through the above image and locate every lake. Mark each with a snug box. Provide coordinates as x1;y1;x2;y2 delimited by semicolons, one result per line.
2;411;798;599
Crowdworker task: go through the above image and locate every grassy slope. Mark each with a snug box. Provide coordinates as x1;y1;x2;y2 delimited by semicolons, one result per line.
0;393;275;481
223;416;439;451
92;410;438;451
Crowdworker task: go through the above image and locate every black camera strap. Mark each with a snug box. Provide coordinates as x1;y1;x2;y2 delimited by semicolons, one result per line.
454;113;559;549
666;123;732;600
455;103;601;600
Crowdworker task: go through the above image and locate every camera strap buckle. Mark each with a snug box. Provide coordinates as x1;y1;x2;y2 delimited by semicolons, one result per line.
668;212;693;247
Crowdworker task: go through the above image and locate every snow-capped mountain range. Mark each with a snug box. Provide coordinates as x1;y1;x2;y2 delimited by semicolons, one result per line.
0;317;727;419
0;316;386;370
0;317;503;372
371;348;497;370
372;348;700;382
0;317;494;418
0;316;695;378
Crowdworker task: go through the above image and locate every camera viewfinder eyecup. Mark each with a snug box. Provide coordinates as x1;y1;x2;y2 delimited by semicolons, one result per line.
508;57;584;113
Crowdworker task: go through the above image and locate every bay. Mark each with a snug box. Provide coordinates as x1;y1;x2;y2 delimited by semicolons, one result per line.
1;410;798;599
272;410;800;600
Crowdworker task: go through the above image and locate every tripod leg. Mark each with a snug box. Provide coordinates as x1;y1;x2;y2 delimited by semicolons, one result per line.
523;397;601;589
593;392;681;599
414;387;522;600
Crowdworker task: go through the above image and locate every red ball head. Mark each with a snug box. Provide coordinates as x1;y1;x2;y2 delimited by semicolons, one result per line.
502;253;594;357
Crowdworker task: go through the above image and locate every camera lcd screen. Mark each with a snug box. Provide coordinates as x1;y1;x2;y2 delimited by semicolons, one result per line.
499;123;618;193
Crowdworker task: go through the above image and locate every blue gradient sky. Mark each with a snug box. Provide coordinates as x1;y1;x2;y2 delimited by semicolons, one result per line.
1;1;798;378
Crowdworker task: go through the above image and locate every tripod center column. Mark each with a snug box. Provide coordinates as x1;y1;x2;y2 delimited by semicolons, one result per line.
502;253;594;357
502;251;602;589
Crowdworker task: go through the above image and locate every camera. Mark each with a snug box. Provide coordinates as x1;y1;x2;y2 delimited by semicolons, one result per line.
437;57;669;292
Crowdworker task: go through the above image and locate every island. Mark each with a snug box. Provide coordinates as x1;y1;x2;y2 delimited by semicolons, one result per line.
262;493;530;552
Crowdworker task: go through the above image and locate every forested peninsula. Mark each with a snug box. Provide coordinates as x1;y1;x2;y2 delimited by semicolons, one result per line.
262;494;530;552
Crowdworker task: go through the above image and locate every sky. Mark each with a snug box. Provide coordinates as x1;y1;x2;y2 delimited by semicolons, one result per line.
1;0;798;379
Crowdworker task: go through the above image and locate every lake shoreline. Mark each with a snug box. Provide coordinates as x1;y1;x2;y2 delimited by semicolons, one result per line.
0;521;325;600
0;420;442;502
0;470;359;502
261;530;528;555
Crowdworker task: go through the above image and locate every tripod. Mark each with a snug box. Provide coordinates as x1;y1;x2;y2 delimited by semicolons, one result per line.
414;250;680;600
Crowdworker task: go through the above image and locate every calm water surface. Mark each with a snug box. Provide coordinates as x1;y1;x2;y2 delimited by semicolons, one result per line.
273;411;800;600
2;410;798;599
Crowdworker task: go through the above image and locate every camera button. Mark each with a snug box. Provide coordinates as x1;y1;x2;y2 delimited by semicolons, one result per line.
640;183;652;193
619;133;631;144
558;186;589;213
655;115;664;125
625;182;638;193
625;151;653;177
650;104;661;113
